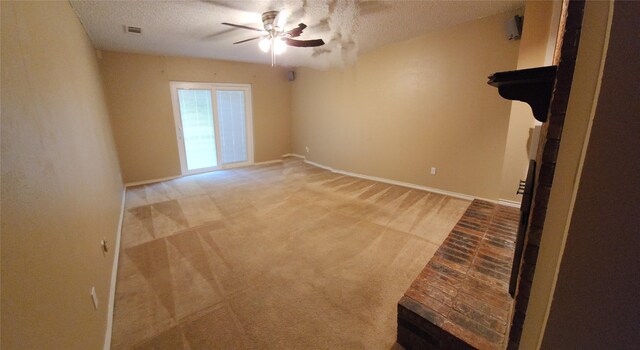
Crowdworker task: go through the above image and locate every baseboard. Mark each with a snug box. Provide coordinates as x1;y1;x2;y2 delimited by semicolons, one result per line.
254;159;283;166
498;199;522;208
124;156;498;204
125;159;289;186
282;153;305;159
304;159;334;172
332;168;478;202
104;188;126;350
297;156;497;203
124;175;180;187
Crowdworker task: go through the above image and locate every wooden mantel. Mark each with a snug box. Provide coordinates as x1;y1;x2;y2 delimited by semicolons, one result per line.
487;66;557;122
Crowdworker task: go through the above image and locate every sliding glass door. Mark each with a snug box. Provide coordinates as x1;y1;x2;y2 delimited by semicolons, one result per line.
170;82;253;175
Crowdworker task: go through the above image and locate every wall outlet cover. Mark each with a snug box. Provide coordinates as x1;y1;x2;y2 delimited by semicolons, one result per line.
431;167;437;175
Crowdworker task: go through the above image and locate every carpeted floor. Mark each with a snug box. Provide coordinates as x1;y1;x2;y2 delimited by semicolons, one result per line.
111;157;470;349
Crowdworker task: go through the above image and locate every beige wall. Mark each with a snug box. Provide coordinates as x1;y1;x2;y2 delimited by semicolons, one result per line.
519;1;613;348
499;0;559;202
291;10;520;200
1;2;123;349
99;52;291;184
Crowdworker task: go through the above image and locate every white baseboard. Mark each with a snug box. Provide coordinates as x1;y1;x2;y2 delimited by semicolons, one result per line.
293;155;498;203
498;199;522;208
254;159;283;166
282;153;305;159
304;159;334;172
124;175;180;187
104;188;126;350
333;168;479;202
124;155;498;204
125;159;289;186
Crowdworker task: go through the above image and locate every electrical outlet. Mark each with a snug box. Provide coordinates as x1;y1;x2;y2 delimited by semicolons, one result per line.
430;167;437;175
91;287;99;310
305;146;310;153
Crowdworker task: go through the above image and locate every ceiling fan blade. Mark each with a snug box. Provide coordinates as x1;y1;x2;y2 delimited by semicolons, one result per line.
284;23;307;38
283;38;325;47
233;35;267;44
221;22;265;32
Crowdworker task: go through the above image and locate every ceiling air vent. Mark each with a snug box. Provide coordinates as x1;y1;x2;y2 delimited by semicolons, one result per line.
124;26;142;35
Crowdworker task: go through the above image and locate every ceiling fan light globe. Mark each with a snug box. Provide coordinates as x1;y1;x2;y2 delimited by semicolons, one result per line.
259;38;271;53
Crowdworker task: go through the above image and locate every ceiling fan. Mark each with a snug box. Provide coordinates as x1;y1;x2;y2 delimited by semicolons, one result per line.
222;10;325;66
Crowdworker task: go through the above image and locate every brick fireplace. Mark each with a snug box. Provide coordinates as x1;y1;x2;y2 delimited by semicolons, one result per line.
396;1;587;348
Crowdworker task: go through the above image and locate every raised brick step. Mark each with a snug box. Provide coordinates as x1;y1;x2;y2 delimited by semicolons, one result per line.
398;200;519;350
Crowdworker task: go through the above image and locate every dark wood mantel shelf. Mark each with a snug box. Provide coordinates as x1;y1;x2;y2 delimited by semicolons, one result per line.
488;66;557;122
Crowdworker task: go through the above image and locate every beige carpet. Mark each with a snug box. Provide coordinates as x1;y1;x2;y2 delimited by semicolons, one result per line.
112;157;470;349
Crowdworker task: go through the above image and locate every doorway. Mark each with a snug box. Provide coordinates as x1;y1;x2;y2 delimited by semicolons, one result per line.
170;82;254;175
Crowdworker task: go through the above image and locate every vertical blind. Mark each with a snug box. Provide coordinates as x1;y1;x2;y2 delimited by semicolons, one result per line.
177;89;218;170
216;90;248;164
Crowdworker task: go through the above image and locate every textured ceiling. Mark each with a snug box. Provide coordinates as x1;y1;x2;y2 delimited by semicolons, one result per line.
70;0;523;70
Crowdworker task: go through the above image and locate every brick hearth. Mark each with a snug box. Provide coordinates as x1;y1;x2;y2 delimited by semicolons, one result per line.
398;200;519;349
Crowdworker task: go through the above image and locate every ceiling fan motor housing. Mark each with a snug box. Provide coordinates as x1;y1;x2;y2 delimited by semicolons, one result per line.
262;11;279;32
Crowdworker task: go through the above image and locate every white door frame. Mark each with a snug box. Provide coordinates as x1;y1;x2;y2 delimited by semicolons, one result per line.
170;81;254;176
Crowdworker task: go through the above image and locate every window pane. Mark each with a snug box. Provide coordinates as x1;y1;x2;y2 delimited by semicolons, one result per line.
178;89;217;170
216;90;247;164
